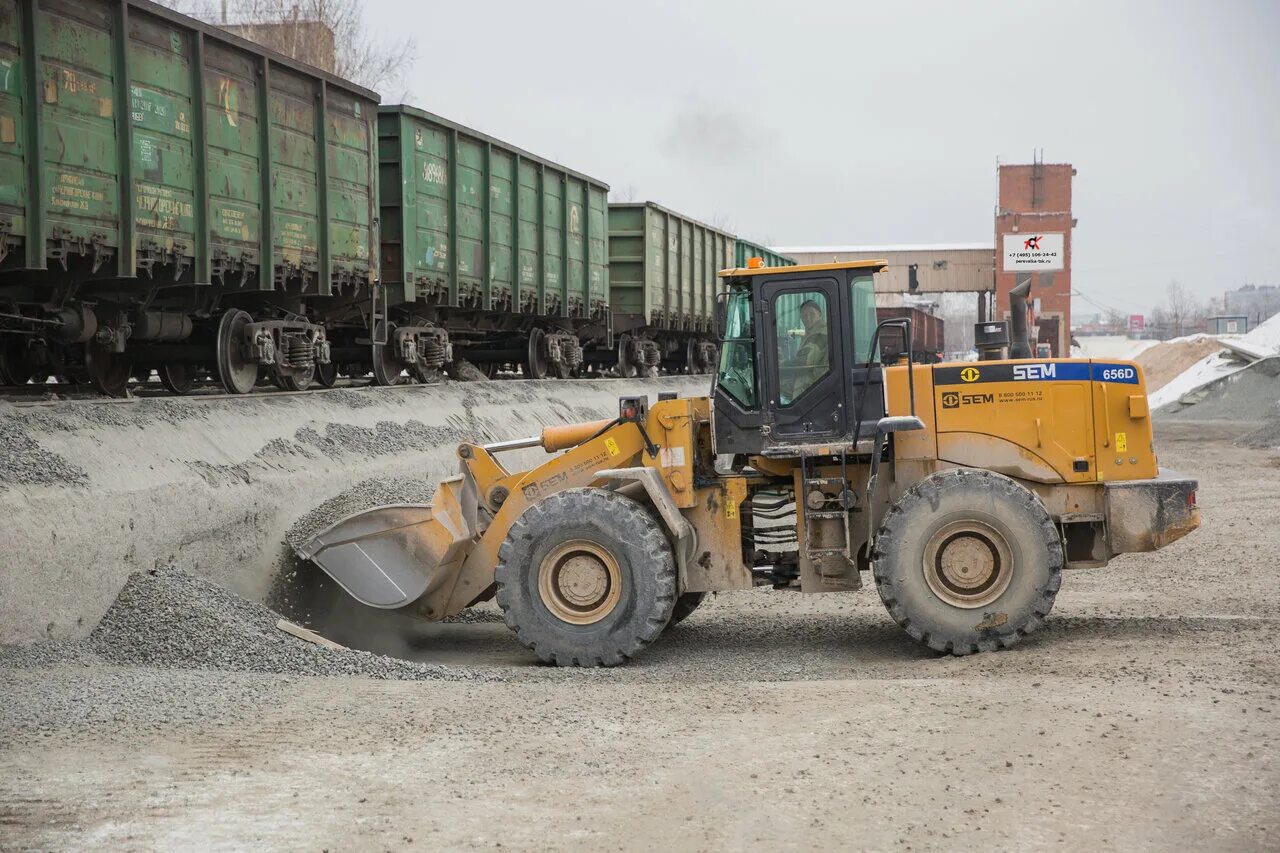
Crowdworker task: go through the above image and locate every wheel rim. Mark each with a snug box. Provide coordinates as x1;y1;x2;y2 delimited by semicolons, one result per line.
922;520;1014;609
277;364;314;391
537;539;622;625
159;363;195;394
314;360;338;388
85;343;132;397
371;322;404;386
617;334;637;378
216;309;258;394
526;328;547;380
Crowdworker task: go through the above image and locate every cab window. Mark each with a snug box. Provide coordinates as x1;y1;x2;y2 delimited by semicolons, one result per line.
774;291;831;405
849;274;878;363
716;288;756;407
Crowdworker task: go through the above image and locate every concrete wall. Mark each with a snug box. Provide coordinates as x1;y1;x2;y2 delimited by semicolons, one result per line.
776;246;996;295
0;377;709;644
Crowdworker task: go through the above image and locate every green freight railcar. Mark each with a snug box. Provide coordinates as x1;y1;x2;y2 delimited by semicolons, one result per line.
377;105;609;380
734;239;795;269
0;0;379;395
606;202;732;376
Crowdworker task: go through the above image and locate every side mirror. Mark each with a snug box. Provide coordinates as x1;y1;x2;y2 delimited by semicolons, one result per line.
714;290;729;338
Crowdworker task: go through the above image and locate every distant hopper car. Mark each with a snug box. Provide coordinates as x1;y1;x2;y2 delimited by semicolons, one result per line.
875;306;945;364
0;0;798;395
734;239;796;271
0;0;380;395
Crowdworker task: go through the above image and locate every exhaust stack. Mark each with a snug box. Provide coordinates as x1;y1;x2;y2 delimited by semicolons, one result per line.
1008;280;1033;359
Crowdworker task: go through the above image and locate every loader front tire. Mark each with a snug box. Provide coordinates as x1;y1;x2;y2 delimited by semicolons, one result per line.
872;468;1062;656
495;488;677;666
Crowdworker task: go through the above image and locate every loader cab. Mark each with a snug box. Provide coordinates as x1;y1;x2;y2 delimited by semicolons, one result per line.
712;259;889;457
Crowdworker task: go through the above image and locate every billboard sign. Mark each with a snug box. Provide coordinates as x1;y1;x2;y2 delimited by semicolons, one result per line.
1128;314;1145;332
1002;233;1064;271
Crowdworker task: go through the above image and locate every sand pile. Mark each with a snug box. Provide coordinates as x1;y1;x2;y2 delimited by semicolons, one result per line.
1136;336;1225;392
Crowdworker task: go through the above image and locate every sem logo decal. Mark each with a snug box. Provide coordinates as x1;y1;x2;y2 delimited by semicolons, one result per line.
960;367;980;382
943;390;993;409
1014;363;1057;380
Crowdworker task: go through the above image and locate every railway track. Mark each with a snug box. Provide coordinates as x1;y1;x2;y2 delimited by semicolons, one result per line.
0;366;704;406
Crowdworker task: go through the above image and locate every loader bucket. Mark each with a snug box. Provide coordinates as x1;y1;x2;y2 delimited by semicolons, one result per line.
294;476;479;610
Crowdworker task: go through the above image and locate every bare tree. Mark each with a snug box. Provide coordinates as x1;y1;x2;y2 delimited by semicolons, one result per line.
1163;280;1202;338
609;184;639;203
1149;306;1171;339
167;0;415;94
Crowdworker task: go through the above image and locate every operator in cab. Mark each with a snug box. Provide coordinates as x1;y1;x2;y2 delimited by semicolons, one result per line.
782;299;828;403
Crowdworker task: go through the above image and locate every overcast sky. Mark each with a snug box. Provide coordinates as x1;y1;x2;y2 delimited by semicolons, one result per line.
360;0;1278;315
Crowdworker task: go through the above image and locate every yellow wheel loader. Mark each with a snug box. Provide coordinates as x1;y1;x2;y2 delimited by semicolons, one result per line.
296;260;1200;666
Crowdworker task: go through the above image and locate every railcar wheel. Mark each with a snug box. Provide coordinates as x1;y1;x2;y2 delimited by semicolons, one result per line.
684;339;700;375
525;327;548;380
872;468;1062;656
371;322;405;386
314;361;339;388
85;343;132;397
409;358;441;384
276;364;314;392
216;309;259;395
158;364;196;395
616;334;637;379
495;488;676;666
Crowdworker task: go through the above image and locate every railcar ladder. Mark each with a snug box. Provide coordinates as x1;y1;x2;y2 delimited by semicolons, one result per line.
371;283;388;346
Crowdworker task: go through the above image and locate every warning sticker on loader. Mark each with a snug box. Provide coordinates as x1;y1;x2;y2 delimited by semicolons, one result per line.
1115;432;1128;452
605;437;620;457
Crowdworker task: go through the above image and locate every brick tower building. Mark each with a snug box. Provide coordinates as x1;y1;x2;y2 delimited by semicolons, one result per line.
994;158;1076;356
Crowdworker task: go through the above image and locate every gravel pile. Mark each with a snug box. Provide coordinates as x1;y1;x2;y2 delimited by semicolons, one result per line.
1162;356;1280;422
82;567;485;680
0;566;510;682
0;422;88;488
448;359;490;382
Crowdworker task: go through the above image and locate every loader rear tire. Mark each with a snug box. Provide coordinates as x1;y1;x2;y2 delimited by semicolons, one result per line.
495;488;677;666
872;468;1062;656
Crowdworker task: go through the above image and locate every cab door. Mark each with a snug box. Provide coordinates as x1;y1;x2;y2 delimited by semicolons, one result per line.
761;277;847;441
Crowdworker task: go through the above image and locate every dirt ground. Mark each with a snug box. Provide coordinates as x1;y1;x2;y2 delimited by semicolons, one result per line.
2;420;1278;851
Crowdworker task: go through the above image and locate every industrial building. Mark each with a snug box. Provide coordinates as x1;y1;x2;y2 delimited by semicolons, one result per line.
1224;284;1280;328
995;159;1077;357
779;157;1079;358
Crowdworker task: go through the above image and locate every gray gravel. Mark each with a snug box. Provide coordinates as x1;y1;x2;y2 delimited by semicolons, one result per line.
284;475;439;550
1238;417;1280;449
0;422;88;488
85;568;479;681
0;568;489;682
0;666;285;739
448;358;490;382
1163;356;1280;422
